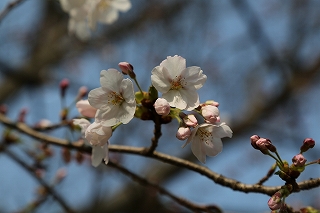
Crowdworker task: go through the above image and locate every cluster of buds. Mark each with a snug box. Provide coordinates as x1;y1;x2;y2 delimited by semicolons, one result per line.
251;136;319;210
250;135;276;155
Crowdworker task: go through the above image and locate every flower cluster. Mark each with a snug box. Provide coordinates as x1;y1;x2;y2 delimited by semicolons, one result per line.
73;55;233;166
59;0;131;40
74;68;135;166
151;56;232;163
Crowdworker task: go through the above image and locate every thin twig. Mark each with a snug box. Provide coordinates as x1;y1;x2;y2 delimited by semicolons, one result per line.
3;147;75;213
256;163;277;185
108;160;222;213
0;0;26;24
0;113;319;196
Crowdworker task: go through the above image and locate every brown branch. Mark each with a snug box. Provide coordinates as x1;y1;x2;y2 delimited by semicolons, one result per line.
0;113;319;197
0;0;26;23
3;147;75;213
108;160;222;213
256;163;277;185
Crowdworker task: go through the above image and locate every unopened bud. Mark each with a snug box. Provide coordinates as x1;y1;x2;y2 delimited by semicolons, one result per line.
292;154;307;167
75;151;84;164
268;191;283;210
203;100;219;107
176;127;191;140
300;138;315;153
250;135;260;149
54;167;67;184
201;105;220;124
118;62;135;78
62;147;71;163
77;86;88;100
18;108;28;123
59;78;69;98
154;98;170;116
183;114;198;127
0;104;7;114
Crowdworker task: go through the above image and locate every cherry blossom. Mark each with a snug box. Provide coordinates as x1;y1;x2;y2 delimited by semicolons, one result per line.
88;69;136;126
73;118;112;167
151;55;207;110
59;0;91;40
88;0;132;30
182;123;232;163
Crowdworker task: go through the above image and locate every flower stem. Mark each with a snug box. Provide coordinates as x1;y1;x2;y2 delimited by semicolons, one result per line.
133;78;143;94
112;122;122;131
274;151;284;167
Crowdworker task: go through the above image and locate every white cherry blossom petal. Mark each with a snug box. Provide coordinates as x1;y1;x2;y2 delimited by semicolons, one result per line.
179;88;200;110
160;55;186;78
191;135;206;163
88;88;109;109
100;69;123;93
182;123;232;163
162;90;187;110
203;137;223;157
91;146;105;167
151;66;171;93
111;0;132;12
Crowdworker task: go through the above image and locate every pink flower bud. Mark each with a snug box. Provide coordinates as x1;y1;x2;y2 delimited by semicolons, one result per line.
292;154;307;167
76;100;97;118
176;127;191;140
118;62;135;78
253;137;276;154
54;167;67;184
59;78;69;98
300;138;315;153
250;135;260;149
268;191;283;210
18;108;28;123
202;100;219;107
201;105;220;124
183;114;198;127
0;104;7;115
154;98;170;116
77;86;88;99
35;119;52;129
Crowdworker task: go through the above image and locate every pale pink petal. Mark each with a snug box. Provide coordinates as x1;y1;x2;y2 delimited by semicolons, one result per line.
179;88;199;110
88;88;109;109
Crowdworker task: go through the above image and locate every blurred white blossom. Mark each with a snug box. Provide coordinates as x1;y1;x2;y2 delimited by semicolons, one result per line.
59;0;131;40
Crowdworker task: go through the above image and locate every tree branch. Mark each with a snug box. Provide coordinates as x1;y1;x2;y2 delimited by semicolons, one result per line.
3;146;75;213
108;160;222;213
0;0;26;24
0;113;319;197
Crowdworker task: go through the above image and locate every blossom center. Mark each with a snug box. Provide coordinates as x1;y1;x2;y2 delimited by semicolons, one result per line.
97;0;111;11
170;75;186;90
197;127;213;145
107;91;124;106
